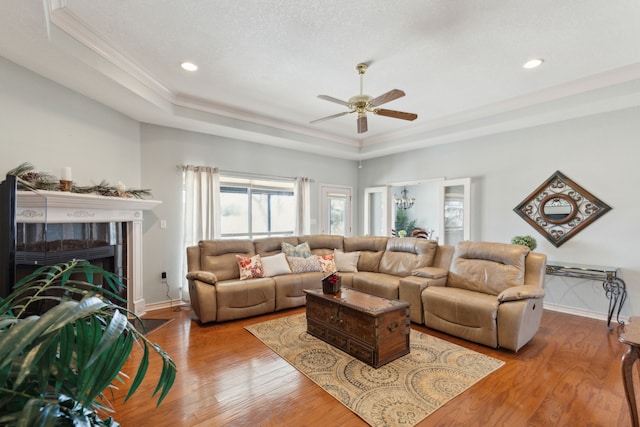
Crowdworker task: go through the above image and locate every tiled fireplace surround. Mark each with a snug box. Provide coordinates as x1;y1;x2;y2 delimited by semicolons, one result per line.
16;190;161;316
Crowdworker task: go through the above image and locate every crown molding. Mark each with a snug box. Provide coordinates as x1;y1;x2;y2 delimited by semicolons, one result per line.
39;1;640;162
48;2;175;101
45;1;364;154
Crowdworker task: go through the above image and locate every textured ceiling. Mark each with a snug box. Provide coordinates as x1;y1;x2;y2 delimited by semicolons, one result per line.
1;1;639;159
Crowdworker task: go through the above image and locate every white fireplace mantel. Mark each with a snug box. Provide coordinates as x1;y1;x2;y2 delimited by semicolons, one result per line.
16;190;162;315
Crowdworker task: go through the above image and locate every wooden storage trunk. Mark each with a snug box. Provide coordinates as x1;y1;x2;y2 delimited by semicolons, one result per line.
304;287;410;368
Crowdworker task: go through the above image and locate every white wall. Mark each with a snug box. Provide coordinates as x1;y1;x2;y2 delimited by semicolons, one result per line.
359;107;640;321
139;124;359;305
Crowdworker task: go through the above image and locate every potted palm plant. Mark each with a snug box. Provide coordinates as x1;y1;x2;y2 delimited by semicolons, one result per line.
0;260;176;426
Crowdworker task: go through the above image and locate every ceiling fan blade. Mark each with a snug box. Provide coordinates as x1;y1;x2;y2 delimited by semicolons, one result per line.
369;89;405;107
317;95;350;107
357;115;368;134
374;108;418;121
310;111;351;124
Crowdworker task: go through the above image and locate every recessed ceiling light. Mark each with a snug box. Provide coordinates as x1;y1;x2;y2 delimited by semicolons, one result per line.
180;62;198;72
523;58;544;69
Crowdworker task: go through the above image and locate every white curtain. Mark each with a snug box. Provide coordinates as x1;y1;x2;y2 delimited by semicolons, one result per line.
295;177;311;235
181;165;219;301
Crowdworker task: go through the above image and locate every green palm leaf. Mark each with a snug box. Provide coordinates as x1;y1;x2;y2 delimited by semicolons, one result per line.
124;342;149;403
86;310;128;368
0;260;176;425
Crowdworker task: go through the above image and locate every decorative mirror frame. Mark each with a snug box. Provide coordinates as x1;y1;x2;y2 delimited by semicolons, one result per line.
513;171;611;247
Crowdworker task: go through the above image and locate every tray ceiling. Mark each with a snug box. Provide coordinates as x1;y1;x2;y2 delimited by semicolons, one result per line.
1;1;639;159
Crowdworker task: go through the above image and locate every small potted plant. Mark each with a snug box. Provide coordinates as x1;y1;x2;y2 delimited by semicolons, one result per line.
511;235;537;251
322;272;341;294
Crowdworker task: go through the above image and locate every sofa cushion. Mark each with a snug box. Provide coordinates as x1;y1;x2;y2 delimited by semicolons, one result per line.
352;272;401;299
273;272;324;311
334;249;360;272
261;253;292;277
215;278;275;321
378;238;438;277
287;255;322;273
200;240;255;281
423;286;500;348
236;254;265;280
303;234;344;256
282;241;311;258
344;236;388;272
447;241;529;295
254;236;299;257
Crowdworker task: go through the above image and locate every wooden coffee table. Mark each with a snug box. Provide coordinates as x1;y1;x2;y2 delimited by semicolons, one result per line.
304;287;410;368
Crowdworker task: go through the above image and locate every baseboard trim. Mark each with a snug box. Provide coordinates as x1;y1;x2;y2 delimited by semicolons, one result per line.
145;299;188;312
544;303;628;326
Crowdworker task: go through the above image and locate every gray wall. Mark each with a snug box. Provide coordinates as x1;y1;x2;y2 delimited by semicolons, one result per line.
139;124;358;304
359;107;640;321
1;57;358;307
2;56;638;322
0;58;140;185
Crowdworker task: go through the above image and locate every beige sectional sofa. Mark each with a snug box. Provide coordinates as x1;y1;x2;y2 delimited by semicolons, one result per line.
186;235;446;323
186;235;547;351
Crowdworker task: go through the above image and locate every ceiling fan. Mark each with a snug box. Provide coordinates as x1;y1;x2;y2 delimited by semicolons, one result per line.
310;63;418;134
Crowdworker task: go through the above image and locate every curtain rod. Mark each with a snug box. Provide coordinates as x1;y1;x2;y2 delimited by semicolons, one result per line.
180;165;313;183
221;170;314;183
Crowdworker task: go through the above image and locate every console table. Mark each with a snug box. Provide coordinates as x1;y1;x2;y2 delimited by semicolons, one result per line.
546;261;626;330
619;317;640;427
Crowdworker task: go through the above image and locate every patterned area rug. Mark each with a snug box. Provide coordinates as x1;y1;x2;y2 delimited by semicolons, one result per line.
245;313;504;427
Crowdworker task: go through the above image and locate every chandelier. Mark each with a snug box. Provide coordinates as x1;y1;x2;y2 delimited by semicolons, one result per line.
394;187;415;210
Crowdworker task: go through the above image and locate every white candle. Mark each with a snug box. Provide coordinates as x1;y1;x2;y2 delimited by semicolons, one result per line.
61;167;72;181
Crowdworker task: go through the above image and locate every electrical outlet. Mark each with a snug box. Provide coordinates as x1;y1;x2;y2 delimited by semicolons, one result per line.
161;271;167;282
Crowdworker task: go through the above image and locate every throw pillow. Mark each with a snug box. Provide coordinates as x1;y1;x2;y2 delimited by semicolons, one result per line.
261;253;292;277
334;249;360;272
318;254;337;274
236;254;264;280
287;255;322;274
281;241;311;258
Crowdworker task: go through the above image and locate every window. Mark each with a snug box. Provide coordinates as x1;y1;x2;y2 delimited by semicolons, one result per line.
220;176;295;239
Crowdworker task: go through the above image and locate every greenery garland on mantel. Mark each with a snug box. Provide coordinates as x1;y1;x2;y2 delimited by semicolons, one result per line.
6;162;152;199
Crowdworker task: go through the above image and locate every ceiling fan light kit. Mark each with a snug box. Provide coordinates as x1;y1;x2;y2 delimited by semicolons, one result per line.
311;63;418;134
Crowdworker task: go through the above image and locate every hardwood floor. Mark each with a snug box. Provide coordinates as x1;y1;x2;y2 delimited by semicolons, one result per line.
109;306;636;426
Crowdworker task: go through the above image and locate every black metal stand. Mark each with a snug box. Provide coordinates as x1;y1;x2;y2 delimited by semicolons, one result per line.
603;274;627;331
546;261;626;331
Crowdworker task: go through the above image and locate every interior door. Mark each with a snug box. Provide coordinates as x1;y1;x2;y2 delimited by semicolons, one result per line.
439;178;471;246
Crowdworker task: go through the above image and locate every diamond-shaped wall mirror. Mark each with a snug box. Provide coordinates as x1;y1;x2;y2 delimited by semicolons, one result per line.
513;171;611;247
